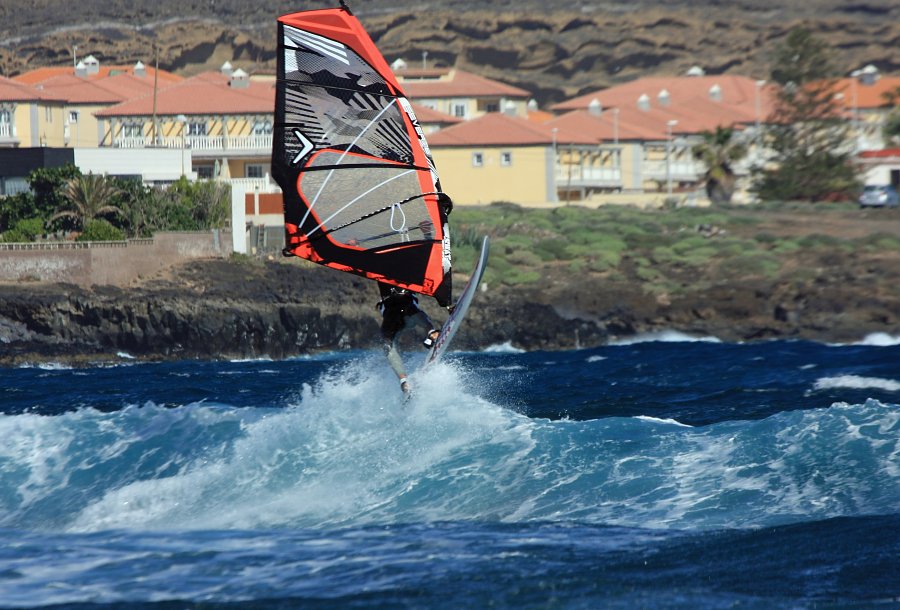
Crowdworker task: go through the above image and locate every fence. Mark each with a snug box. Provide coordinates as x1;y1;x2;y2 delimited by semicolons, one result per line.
0;230;231;286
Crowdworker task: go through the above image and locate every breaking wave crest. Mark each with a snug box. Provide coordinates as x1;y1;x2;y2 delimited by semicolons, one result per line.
1;359;897;533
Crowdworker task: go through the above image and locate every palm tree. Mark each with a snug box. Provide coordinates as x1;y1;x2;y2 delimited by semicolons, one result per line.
692;126;748;205
50;173;123;230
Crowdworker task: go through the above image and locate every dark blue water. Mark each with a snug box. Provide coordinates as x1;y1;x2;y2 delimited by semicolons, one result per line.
1;332;898;609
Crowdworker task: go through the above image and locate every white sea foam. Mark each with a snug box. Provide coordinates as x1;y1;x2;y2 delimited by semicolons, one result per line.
18;362;74;370
609;330;721;345
483;341;525;354
586;355;606;363
813;375;900;393
635;415;692;427
854;333;900;347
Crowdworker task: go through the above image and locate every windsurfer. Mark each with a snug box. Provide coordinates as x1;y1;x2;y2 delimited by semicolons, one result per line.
377;282;440;399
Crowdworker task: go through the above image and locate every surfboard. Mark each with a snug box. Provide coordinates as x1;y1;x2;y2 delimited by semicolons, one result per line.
425;236;490;366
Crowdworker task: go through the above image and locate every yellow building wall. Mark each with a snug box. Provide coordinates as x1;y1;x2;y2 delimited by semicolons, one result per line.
35;104;67;147
65;104;106;147
432;145;552;205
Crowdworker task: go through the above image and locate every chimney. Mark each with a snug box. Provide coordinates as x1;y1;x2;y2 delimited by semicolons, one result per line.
657;89;670;107
859;64;879;86
133;61;146;78
686;66;705;77
588;98;602;116
502;100;517;116
709;83;722;102
230;68;249;89
83;54;100;76
75;61;88;78
220;61;234;77
637;93;650;111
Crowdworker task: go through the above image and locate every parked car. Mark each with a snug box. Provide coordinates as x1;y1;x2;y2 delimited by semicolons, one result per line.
859;184;900;208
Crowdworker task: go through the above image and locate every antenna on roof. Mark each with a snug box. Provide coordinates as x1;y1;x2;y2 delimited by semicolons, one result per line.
339;0;353;14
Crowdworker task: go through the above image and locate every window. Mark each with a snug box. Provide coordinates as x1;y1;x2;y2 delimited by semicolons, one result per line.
246;164;265;178
485;102;499;113
197;165;214;179
45;107;52;122
472;152;484;167
452;103;467;118
0;109;12;124
500;151;512;166
69;111;80;123
123;123;143;138
253;120;272;135
188;121;208;136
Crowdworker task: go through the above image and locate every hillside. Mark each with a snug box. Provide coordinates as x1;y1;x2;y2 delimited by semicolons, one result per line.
2;202;899;364
1;1;898;106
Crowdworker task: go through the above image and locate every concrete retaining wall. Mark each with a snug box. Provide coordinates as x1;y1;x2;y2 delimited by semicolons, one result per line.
0;230;231;286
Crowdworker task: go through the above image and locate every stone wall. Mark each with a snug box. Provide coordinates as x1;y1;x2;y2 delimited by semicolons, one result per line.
0;230;231;286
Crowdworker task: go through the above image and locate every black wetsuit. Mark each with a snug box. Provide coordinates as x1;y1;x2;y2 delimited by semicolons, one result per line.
377;283;436;380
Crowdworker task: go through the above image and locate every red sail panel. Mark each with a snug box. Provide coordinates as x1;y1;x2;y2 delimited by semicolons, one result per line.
272;6;452;306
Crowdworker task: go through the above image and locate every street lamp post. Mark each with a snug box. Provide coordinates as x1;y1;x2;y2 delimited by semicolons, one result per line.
755;80;766;164
666;119;678;196
612;107;619;145
177;114;187;176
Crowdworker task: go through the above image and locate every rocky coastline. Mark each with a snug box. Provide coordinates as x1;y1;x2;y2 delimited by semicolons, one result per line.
1;254;897;367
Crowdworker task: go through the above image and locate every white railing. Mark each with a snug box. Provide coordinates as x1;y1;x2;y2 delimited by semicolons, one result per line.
556;166;622;184
226;135;272;150
229;177;281;193
0;123;13;138
643;160;704;180
111;134;272;151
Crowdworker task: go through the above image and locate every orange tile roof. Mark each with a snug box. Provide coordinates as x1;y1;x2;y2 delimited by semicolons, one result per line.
525;108;555;123
0;75;65;102
95;71;275;117
549;74;773;138
15;64;181;86
552;74;772;113
859;147;900;158
428;112;596;147
831;75;900;110
397;68;530;99
547;109;660;142
410;103;463;125
22;73;148;104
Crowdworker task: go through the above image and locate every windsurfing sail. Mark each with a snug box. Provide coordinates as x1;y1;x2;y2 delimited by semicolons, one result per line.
273;4;452;306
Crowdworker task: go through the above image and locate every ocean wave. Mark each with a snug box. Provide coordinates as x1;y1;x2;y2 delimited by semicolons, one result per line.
854;332;900;347
1;362;897;534
483;341;526;354
813;375;900;393
610;330;722;345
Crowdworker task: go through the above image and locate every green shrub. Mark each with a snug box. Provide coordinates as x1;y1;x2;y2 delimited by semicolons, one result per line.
635;265;661;281
1;229;30;243
534;238;572;261
0;217;45;242
76;219;125;242
865;233;900;251
507;248;542;266
717;253;781;278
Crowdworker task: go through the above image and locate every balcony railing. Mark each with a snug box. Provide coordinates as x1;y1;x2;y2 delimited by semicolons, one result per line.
642;160;704;180
0;123;13;138
230;176;281;193
112;134;273;152
556;165;622;185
